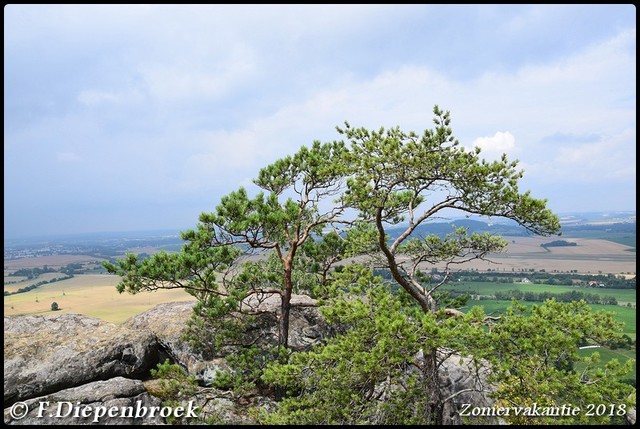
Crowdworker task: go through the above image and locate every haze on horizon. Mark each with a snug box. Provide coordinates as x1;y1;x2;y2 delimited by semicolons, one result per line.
4;5;636;239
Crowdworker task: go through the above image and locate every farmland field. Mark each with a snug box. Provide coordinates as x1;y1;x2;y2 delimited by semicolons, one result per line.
563;231;636;250
4;233;635;328
3;274;196;324
463;298;636;382
3;254;106;271
576;347;637;383
413;236;636;274
442;281;637;303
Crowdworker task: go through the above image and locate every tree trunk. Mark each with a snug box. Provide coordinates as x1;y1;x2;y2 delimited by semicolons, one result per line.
375;209;432;312
423;348;444;425
374;209;447;423
275;265;294;401
279;266;293;349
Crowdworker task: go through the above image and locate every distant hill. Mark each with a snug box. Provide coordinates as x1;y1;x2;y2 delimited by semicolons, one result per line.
385;219;531;241
385;218;636;244
562;222;636;234
4;212;636;258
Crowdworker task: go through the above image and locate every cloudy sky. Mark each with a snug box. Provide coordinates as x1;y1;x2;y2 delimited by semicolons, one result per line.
4;4;636;238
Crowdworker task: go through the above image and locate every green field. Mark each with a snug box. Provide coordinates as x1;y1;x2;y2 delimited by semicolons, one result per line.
576;347;636;382
464;300;636;335
443;281;636;304
463;298;636;382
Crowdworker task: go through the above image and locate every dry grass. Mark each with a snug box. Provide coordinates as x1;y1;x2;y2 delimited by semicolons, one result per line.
3;274;196;325
505;237;634;256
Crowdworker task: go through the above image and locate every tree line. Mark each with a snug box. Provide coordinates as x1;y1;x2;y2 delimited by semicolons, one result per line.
455;270;636;289
493;289;618;305
4;274;74;296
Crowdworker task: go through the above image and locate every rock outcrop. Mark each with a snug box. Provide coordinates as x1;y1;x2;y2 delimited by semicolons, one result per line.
438;353;498;425
239;293;332;351
122;295;330;385
4;295;505;425
4;314;158;405
122;301;198;372
3;377;165;425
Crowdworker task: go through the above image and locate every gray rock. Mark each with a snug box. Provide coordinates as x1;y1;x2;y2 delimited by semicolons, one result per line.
3;377;167;425
438;353;499;425
240;293;330;351
123;296;329;383
626;405;636;425
122;301;205;378
179;387;277;425
4;314;158;405
407;349;500;425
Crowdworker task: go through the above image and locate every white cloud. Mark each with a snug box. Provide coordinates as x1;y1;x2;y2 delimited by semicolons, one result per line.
470;131;516;160
555;129;636;180
170;23;634;193
521;127;636;184
4;5;635;236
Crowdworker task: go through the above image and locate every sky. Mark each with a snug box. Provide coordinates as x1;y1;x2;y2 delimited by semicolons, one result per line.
4;4;636;239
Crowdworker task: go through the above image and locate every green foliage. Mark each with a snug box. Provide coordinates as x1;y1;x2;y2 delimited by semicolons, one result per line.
102;241;240;299
11;266;56;278
493;288;619;305
262;290;635;425
148;359;199;424
261;275;488;425
211;345;289;396
338;106;561;314
181;298;254;359
50;302;59;311
189;140;352;347
400;228;508;265
340;106;559;235
486;299;635;425
149;359;198;399
541;239;577;248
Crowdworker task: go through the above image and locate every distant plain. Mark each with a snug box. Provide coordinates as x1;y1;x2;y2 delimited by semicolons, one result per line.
4;234;635;324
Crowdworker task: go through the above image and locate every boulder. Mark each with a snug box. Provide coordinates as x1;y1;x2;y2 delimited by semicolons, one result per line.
123;296;329;384
626;405;636;425
122;301;197;372
3;377;166;425
4;314;158;405
242;293;330;351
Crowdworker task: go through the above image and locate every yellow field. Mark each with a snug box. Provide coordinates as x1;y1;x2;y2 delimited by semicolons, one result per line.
3;274;196;325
